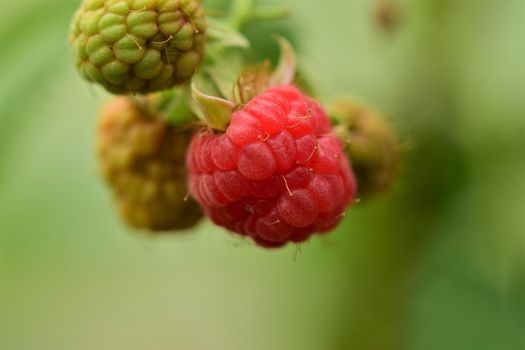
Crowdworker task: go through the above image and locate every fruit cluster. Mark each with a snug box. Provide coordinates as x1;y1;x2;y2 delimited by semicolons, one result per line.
97;96;202;231
70;0;399;248
70;0;206;93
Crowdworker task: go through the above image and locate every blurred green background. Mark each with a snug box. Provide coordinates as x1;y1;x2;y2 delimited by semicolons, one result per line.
1;1;524;349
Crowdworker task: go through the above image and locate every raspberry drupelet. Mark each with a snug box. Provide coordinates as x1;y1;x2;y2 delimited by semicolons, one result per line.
187;85;356;248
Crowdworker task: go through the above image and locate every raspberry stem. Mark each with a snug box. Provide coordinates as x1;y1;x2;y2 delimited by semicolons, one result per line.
228;0;256;30
249;7;290;22
227;0;290;29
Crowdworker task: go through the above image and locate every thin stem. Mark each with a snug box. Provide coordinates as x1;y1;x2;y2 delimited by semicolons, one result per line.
249;6;290;22
227;0;257;30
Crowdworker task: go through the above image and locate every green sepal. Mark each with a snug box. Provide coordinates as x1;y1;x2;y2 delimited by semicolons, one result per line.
207;18;250;50
191;83;235;131
202;48;245;100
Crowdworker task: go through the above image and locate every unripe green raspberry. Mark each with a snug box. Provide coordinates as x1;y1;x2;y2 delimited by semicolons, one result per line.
330;100;400;199
97;96;202;231
70;0;206;94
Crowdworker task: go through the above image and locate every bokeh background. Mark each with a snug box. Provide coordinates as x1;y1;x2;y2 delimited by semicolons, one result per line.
1;1;524;349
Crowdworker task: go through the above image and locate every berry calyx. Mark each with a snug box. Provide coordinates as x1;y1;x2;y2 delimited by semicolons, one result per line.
187;85;356;248
97;95;202;232
70;0;207;94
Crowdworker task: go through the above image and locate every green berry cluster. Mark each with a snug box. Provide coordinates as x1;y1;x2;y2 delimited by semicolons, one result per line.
70;0;206;94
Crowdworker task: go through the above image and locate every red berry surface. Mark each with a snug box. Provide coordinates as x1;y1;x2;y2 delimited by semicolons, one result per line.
187;85;356;248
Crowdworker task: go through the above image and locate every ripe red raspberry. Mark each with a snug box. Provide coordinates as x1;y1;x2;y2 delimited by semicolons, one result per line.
187;85;356;248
